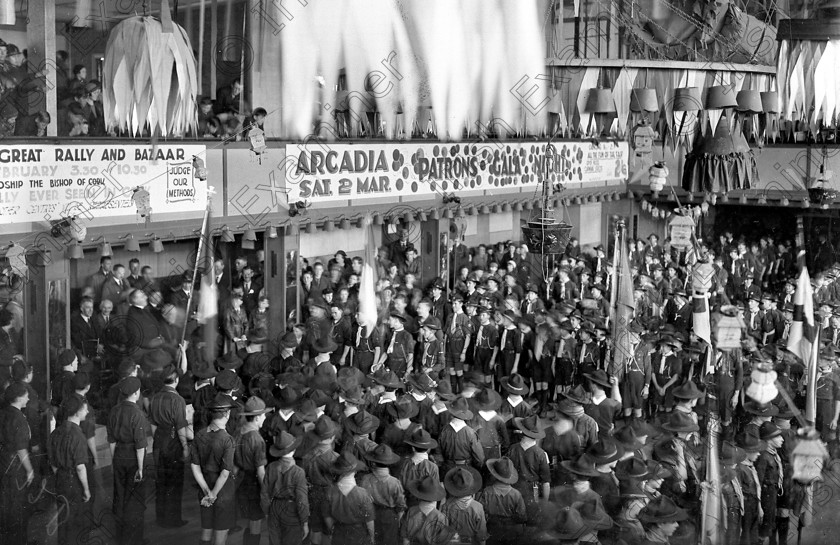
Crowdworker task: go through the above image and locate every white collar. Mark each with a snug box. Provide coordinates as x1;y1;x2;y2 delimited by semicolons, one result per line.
449;419;467;432
278;408;295;421
412;452;429;465
507;395;523;407
521;437;537;451
344;406;359;418
432;401;448;415
378;391;397;404
478;410;497;420
591;391;607;405
411;391;427;402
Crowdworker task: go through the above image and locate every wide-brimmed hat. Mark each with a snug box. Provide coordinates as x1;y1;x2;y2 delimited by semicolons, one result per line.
554;398;585;417
404;427;438;450
561;453;600;478
269;431;301;457
661;412;700;433
346;410;380;436
331;450;366;475
408;475;447;502
646;460;673;480
435;380;456;401
615;456;650;481
473;387;502;411
448;397;474;421
241;396;273;416
619;478;647;498
573;498;613;531
514;414;544;439
312;414;338;439
191;355;218;379
672;381;704;400
744;400;779;417
562;385;591;405
215;369;241;391
387;395;420;420
500;373;529;395
208;393;237;411
215;351;243;370
370;368;404;390
365;443;402;466
720;441;747;465
312;338;339;354
295;398;319;422
638;496;688;524
583;369;612;390
421;317;442;331
549;507;589;541
586;437;625;465
142;348;172;371
444;466;483;497
406;372;437;393
759;421;783;441
614;425;645;452
339;384;365;405
486;457;519;485
279;331;298;349
274;387;299;410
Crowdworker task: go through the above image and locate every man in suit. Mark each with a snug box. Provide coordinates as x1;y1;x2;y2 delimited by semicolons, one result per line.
126;258;143;289
139;266;159;295
390;229;411;269
231;256;248;288
87;256;112;304
239;266;263;316
101;263;130;313
169;275;197;318
213;259;230;304
71;297;99;360
551;267;579;307
126;289;164;355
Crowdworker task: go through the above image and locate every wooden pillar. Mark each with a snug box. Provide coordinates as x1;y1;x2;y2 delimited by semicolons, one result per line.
264;230;288;335
27;0;58;136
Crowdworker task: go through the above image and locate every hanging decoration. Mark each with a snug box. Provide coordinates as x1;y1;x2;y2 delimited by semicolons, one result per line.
133;187;152;226
0;0;14;26
5;243;27;279
102;0;198;137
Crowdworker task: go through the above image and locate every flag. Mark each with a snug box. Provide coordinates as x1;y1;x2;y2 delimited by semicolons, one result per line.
610;227;635;376
787;267;818;422
357;216;378;337
194;206;218;364
700;415;724;545
692;292;712;346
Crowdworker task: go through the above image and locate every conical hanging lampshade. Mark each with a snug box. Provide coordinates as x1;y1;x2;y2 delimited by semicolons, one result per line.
736;90;763;113
221;226;235;243
151;238;164;253
100;240;112;257
68;243;84;260
629;89;659;112
761;92;780;113
673;87;702;111
705;85;738;110
585;88;616;113
124;235;141;252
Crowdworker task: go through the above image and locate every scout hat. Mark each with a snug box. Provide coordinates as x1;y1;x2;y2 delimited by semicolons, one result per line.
407;475;446;502
573;498;613;531
614;425;645;452
500;373;529;395
759;421;783;441
619;478;647;498
736;430;767;453
404;427;438;450
421;317;442;331
448;397;475;421
215;351;243;370
312;338;339;354
208;393;236;411
370;368;404;390
365;443;402;466
514;415;544;439
560;453;600;478
720;441;747;465
406;372;437;393
583;369;612;390
345;410;380;436
339;384;365;405
615;456;650;480
274;387;299;410
279;331;298;349
295;398;319;422
312;414;338;440
562;384;591;405
744;400;779;417
142;348;172;371
672;380;704;400
586;437;625;465
638;496;688;524
435;380;456;401
241;396;273;416
215;369;241;391
387;395;420;420
269;431;301;457
486;457;519;485
331;450;366;475
555;398;585;417
661;412;700;433
389;311;408;323
550;506;589;541
444;466;483;497
473;387;502;411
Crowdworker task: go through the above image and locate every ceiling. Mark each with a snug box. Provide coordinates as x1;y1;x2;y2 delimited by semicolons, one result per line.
42;0;245;26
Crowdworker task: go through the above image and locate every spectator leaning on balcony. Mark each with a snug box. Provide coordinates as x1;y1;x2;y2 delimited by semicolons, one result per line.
214;77;244;117
14;110;49;136
83;80;106;136
58;102;89;137
67;64;87;99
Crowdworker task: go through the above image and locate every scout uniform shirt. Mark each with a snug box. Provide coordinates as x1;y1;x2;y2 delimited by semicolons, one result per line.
49;418;90;545
444;311;472;369
360;470;407;544
400;504;449;545
441;496;489;544
472;321;498;371
263;456;310;529
438;418;485;468
384;326;414;377
508;439;551;505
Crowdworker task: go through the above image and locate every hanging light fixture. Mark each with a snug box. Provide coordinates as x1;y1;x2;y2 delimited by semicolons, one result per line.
288;222;300;236
430;209;440;221
242;226;257;249
268;226;278;239
445;209;454;219
480;204;491;215
151;237;164;253
781;197;790;206
627;190;636;199
339;218;351;230
802;199;811;208
306;222;317;234
502;203;512;213
324;219;336;232
221;226;235;243
739;194;748;205
757;195;767;205
457;207;466;219
418;210;428;222
513;202;523;212
68;242;84;260
100;239;112;257
584;87;616;136
373;213;383;226
403;211;415;223
467;205;477;216
523;201;533;211
124;234;140;252
574;197;583;205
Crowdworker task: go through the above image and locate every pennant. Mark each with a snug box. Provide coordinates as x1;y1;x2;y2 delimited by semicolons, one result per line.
195;207;218;365
358;217;379;337
692;292;712;346
787;268;816;418
612;67;638;137
577;67;600;136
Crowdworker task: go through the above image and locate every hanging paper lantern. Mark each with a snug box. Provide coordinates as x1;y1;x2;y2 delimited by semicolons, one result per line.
710;194;718;206
792;429;829;484
5;243;27;278
649;161;669;193
133;187;152;222
193;157;207;181
700;201;709;214
249;125;267;156
652;208;660;219
102;0;198;136
745;362;779;404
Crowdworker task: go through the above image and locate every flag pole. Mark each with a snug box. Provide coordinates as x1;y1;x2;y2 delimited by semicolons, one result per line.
609;216;622;328
179;196;213;356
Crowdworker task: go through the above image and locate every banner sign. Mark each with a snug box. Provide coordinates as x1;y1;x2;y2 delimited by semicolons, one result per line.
284;141;628;203
0;144;207;224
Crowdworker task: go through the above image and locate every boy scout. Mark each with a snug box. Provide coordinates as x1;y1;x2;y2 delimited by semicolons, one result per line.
49;394;92;545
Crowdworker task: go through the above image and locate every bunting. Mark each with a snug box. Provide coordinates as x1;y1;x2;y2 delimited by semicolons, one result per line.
609;227;635;377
